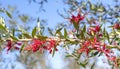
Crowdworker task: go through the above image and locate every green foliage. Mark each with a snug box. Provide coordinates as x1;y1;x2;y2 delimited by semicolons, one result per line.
64;28;68;39
22;33;32;38
32;27;37;38
48;28;53;36
5;10;12;18
19;15;28;23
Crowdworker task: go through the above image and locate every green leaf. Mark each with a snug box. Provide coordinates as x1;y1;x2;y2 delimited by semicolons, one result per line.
18;34;22;39
0;24;6;31
5;11;12;18
79;26;86;39
19;15;28;23
106;31;110;43
55;28;62;35
90;4;95;10
37;35;47;40
103;27;106;36
52;46;56;57
48;28;53;36
64;28;68;38
83;25;86;33
22;33;32;38
0;17;5;27
20;44;25;53
91;62;95;69
78;62;86;68
11;28;15;36
73;22;79;31
65;54;73;57
10;35;18;41
108;26;113;28
94;51;99;56
32;27;37;38
58;31;63;38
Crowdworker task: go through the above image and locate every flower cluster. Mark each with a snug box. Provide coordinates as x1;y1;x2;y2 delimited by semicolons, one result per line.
24;39;58;54
88;25;101;35
6;40;22;53
78;37;117;65
70;13;84;24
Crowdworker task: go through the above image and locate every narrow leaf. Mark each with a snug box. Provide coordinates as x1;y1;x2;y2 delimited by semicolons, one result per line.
91;62;95;69
48;28;53;35
73;22;79;30
20;44;25;53
32;27;37;38
83;25;86;33
55;28;62;35
37;35;47;40
19;15;28;23
5;11;12;18
22;33;32;38
10;36;18;41
0;24;6;31
52;46;56;57
94;51;99;56
66;54;73;57
106;31;110;43
79;62;86;68
64;28;68;38
57;31;63;38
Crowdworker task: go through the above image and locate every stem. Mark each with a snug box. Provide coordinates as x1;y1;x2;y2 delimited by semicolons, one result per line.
1;37;120;50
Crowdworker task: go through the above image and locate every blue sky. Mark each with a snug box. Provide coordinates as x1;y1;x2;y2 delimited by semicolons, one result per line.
0;0;66;28
0;0;116;29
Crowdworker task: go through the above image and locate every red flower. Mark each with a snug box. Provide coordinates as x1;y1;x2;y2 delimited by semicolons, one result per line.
78;37;117;66
16;42;22;46
88;25;100;35
14;46;20;50
24;39;46;52
70;13;84;24
6;40;12;53
31;39;46;52
78;40;90;56
47;40;57;54
95;25;100;32
24;39;58;54
114;23;120;29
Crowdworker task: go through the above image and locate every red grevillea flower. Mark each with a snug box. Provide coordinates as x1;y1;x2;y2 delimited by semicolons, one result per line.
78;40;91;56
31;39;46;52
16;42;22;46
6;40;12;53
47;40;57;53
6;40;22;53
88;25;101;35
70;13;84;24
102;44;117;63
13;42;22;50
78;37;117;66
14;46;20;50
43;39;57;53
24;39;58;54
24;39;46;52
114;23;120;29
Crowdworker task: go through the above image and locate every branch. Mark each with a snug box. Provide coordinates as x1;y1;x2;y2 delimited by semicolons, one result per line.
1;36;120;50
